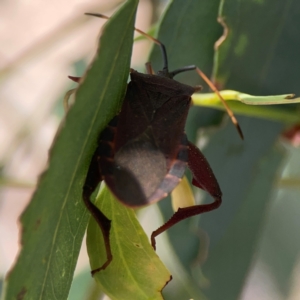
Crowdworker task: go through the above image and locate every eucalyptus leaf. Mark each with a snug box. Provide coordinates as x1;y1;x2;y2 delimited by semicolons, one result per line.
87;187;170;300
200;117;284;300
2;1;138;299
200;0;300;299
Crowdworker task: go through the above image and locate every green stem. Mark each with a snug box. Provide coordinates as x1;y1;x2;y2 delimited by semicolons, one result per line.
193;90;300;124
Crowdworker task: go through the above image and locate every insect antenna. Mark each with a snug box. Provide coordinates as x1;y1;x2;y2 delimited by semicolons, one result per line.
85;12;243;139
85;13;169;75
170;64;243;139
195;68;244;139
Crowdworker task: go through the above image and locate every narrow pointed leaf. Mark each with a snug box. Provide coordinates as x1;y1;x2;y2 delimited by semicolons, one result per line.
2;1;138;299
87;187;171;300
201;0;300;299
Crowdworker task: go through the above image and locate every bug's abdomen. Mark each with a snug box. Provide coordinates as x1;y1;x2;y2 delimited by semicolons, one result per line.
100;124;188;207
112;129;167;206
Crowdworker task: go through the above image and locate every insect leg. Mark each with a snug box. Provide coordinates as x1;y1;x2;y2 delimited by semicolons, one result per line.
186;141;222;198
82;149;112;275
195;68;243;139
151;141;222;250
82;117;118;274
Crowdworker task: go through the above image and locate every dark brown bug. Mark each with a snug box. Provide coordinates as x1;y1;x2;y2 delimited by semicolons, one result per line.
75;13;242;275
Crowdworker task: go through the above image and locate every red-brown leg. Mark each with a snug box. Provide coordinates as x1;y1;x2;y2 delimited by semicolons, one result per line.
151;141;222;249
82;149;113;275
82;117;119;275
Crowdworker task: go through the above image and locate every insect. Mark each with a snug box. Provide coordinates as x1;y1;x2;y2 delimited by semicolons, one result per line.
71;13;242;275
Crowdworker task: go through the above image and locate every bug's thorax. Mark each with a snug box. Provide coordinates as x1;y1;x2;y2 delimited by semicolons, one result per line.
113;69;196;153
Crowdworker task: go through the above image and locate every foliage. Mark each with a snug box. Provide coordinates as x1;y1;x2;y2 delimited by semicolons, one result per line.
2;0;300;299
2;1;138;299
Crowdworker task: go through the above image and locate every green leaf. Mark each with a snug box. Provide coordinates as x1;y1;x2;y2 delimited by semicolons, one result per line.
213;0;300;97
200;117;284;299
259;146;300;297
2;1;138;299
149;0;222;88
200;0;300;299
87;187;170;300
